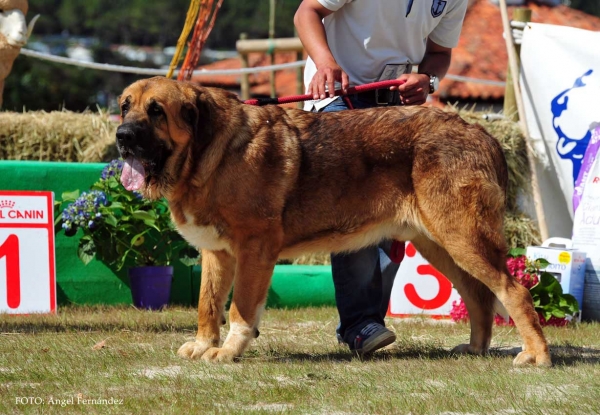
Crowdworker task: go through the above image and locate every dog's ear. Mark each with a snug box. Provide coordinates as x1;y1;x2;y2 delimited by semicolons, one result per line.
181;102;198;130
183;85;214;143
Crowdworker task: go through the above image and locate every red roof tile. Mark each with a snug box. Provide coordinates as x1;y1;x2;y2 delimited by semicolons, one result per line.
442;0;600;101
191;51;302;107
191;57;241;87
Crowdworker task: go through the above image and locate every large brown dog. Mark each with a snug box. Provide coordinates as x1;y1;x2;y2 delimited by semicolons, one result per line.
116;76;551;366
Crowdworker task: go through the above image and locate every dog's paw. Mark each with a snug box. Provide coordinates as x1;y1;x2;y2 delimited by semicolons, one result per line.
513;350;552;367
201;347;238;363
451;343;486;355
177;340;213;360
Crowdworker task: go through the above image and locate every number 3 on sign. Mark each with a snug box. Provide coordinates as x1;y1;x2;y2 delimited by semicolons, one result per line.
0;191;56;314
403;243;453;310
388;242;460;317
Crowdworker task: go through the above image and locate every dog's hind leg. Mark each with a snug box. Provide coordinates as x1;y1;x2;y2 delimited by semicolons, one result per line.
412;156;551;366
178;249;236;360
414;214;550;366
200;235;280;363
411;236;495;355
450;239;550;366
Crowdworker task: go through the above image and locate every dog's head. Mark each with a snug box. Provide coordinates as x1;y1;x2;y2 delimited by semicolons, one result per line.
116;76;218;199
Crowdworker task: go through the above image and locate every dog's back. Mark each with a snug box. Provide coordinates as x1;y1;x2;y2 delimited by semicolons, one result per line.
276;105;508;258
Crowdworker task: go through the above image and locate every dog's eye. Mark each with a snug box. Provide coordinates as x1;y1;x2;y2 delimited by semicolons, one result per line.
148;103;164;117
121;103;130;117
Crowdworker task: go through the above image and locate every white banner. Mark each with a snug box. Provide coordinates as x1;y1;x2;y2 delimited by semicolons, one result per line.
520;23;600;237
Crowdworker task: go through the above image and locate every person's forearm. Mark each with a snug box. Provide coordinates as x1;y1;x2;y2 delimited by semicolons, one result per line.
294;4;336;68
295;1;348;97
418;49;452;80
396;40;453;104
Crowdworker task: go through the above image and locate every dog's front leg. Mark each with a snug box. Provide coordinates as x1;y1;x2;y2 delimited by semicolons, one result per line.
178;249;235;360
200;237;278;363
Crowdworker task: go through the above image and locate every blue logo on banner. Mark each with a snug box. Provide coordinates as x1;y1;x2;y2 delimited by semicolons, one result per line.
431;0;447;17
550;69;594;183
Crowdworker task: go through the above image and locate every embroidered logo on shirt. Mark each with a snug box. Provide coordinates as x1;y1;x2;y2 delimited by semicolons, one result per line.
431;0;447;17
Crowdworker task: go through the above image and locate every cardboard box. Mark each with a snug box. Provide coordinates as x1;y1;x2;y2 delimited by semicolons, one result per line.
526;238;587;309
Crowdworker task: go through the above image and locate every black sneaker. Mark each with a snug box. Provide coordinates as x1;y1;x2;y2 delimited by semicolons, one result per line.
352;322;396;357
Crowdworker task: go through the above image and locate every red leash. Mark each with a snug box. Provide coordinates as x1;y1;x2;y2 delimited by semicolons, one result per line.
389;241;405;264
244;79;407;264
243;79;406;106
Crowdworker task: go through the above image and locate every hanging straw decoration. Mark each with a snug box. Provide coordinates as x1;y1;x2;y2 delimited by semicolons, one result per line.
177;0;224;81
166;0;202;79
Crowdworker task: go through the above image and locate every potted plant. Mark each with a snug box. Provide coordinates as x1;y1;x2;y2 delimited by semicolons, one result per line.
55;159;200;310
450;248;580;326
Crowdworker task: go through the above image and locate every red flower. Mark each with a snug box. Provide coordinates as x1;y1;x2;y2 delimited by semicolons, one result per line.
450;255;566;327
449;299;469;323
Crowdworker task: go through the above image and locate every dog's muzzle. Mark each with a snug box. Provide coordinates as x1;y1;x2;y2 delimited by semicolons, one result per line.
116;122;156;158
116;123;139;151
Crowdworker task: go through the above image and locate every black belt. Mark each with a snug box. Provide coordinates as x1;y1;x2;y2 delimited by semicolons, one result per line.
352;89;401;106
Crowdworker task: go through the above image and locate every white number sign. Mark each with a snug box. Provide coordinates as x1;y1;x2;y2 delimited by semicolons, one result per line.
0;191;56;314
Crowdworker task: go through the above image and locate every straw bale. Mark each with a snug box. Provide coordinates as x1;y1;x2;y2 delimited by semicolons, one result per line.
0;110;117;162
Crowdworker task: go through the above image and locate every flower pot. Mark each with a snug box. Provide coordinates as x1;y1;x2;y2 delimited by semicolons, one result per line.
128;266;173;310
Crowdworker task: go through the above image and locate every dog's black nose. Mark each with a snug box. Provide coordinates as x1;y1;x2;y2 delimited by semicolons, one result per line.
116;125;135;142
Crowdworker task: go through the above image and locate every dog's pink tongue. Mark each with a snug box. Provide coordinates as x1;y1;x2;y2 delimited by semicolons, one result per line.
121;157;145;191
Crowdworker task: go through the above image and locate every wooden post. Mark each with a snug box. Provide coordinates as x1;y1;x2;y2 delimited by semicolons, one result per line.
236;38;303;53
499;0;549;241
503;8;531;121
235;37;304;104
239;32;249;100
269;0;277;98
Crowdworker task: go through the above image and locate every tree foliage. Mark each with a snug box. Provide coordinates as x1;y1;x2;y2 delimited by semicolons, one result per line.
29;0;299;48
4;1;300;111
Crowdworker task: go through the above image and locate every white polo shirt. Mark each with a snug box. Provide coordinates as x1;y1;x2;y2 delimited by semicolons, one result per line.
303;0;468;110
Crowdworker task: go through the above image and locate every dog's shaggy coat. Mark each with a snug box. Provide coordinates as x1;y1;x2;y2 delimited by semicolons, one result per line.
116;76;551;366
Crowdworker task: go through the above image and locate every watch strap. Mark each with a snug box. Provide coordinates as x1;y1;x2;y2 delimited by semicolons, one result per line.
421;73;438;94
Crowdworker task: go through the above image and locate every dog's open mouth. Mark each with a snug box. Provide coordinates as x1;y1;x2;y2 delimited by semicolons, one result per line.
121;156;146;191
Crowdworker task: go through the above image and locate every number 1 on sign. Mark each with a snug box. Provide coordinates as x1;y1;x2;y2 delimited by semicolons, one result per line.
0;234;20;309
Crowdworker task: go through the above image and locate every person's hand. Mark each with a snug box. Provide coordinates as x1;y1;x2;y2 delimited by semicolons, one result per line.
308;60;350;100
391;73;430;106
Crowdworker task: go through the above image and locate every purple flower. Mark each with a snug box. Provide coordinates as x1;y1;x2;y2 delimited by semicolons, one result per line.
61;190;108;232
101;159;124;181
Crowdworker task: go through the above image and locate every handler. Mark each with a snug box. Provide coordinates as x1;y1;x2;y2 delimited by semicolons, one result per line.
294;0;469;356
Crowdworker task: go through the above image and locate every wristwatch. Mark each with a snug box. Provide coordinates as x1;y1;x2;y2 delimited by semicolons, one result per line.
424;73;439;94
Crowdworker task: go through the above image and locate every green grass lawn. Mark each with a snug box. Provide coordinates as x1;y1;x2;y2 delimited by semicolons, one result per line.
1;305;600;414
